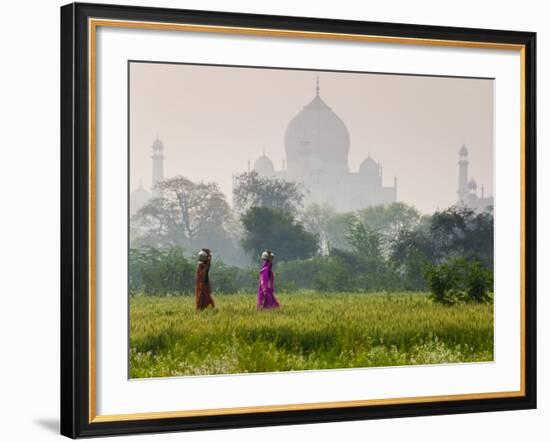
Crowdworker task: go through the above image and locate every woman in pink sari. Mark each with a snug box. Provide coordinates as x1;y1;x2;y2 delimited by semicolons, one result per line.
257;250;280;309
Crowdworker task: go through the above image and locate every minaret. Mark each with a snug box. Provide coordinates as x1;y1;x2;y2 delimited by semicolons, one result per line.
151;136;164;197
316;76;320;96
457;143;469;205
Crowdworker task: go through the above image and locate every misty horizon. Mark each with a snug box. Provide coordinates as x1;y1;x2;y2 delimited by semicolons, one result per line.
129;61;494;214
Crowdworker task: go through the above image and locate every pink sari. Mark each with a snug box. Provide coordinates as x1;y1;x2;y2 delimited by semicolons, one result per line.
257;260;280;309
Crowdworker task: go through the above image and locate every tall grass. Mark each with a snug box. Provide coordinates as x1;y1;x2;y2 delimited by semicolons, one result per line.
129;291;493;378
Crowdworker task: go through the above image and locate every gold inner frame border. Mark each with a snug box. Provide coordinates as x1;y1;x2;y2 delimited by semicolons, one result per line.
87;17;527;424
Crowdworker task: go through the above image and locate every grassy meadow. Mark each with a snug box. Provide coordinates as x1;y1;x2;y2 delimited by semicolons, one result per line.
129;291;493;378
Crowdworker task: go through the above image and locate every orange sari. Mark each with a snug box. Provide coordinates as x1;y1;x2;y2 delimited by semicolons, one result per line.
195;262;215;310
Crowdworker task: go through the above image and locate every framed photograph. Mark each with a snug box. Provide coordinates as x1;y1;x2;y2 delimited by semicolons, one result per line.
60;2;536;438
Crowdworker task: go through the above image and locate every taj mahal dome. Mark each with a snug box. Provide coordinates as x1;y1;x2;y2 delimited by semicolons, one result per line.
245;79;397;212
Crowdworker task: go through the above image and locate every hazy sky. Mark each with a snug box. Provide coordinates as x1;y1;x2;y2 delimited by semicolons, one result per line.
129;61;493;214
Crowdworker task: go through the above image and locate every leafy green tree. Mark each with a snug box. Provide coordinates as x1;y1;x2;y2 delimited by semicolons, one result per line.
340;217;402;291
131;176;242;263
430;205;493;266
301;203;334;255
357;202;421;256
466;260;493;302
301;204;357;255
325;212;356;252
130;196;177;248
345;216;383;261
155;176;231;240
240;207;318;263
389;205;493;291
358;202;420;235
389;217;433;290
232;171;304;214
424;257;493;305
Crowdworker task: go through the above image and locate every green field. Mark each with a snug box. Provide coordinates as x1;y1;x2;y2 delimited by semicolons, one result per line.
129;291;493;378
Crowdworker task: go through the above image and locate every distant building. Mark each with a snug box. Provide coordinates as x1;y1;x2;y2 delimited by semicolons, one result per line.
130;179;151;215
129;136;165;214
151;136;165;197
456;143;493;212
244;79;397;211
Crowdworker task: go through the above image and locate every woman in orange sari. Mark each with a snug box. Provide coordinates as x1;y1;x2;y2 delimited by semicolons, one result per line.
195;248;215;310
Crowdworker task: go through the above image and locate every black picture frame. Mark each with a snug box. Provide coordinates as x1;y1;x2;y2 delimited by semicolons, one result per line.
60;2;537;438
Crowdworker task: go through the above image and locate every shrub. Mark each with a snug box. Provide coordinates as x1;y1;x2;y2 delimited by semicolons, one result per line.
424;257;493;305
209;261;257;294
276;252;404;293
240;207;318;263
423;261;458;304
466;261;493;303
129;246;194;295
312;257;355;292
276;257;332;291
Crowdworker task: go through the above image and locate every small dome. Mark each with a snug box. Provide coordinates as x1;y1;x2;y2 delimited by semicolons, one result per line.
130;180;151;213
359;155;379;176
153;137;164;151
468;178;477;189
131;180;150;198
254;154;275;176
459;144;468;156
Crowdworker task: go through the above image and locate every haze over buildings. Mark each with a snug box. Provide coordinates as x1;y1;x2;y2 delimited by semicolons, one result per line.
129;62;494;214
240;78;397;212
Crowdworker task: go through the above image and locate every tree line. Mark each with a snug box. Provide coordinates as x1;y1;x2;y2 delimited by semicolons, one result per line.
130;171;493;301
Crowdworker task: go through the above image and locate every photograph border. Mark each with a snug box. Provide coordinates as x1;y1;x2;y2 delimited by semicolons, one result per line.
60;2;536;438
126;58;497;383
